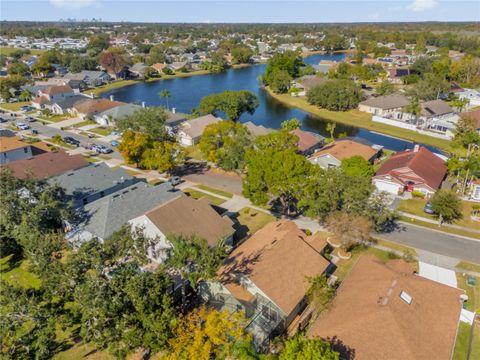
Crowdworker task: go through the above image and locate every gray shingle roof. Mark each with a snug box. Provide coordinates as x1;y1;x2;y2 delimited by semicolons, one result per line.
50;163;134;201
421;99;453;117
80;182;182;240
360;95;410;110
52;94;90;111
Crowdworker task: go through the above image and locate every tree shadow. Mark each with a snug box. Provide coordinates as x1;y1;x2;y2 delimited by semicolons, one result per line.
326;336;356;360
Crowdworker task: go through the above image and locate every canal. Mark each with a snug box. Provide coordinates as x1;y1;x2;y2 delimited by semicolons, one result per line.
102;53;438;152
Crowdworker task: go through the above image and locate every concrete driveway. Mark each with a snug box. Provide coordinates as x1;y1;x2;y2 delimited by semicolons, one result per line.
419;262;457;288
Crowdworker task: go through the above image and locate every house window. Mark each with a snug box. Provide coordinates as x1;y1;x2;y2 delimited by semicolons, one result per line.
82;198;88;205
24;147;28;153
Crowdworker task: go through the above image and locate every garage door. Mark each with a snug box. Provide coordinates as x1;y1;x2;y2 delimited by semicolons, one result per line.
374;179;401;194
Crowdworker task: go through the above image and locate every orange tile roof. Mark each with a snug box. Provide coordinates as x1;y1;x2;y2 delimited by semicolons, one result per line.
0;136;30;152
309;139;377;162
308;255;463;360
218;220;330;315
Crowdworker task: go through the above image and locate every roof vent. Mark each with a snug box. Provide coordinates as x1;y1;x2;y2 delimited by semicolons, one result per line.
399;290;412;305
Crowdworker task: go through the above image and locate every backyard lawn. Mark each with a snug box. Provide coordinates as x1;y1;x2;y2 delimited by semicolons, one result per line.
183;188;225;206
0;101;31;111
0;254;41;289
0;46;44;56
453;321;480;360
236;207;276;236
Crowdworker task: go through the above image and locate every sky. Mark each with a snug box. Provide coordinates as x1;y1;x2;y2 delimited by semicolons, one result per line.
1;0;478;23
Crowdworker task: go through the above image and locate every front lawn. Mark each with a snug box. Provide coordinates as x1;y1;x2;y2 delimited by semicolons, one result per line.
38;114;70;123
236;207;276;236
185;144;205;161
90;126;115;136
196;184;233;198
399;216;480;239
0;255;41;289
183;188;225;206
453;322;473;360
73;119;97;128
456;273;480;313
0;101;31;111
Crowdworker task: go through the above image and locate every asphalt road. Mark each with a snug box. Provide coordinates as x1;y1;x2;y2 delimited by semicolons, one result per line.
379;222;480;264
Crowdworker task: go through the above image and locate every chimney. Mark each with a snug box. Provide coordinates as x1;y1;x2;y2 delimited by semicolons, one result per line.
413;145;420;152
110;95;114;101
141;101;145;108
172;107;176;114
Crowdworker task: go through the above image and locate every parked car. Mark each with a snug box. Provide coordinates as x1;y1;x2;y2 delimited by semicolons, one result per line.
169;176;182;186
25;116;35;123
0;117;7;123
97;145;113;154
424;201;434;214
16;122;30;130
110;140;119;147
63;136;80;146
20;106;32;112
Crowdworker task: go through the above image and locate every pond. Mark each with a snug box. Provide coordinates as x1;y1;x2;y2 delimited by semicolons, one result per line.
102;53;438;152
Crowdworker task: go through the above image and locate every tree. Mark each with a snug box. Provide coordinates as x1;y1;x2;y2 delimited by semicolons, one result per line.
375;81;395;96
267;68;292;93
117;130;151;166
325;122;336;142
31;59;53;77
281;118;301;131
198;90;259;121
99;47;128;78
69;56;98;73
19;89;33;101
117;107;169;140
279;335;339;360
430;190;463;224
87;34;110;55
341;156;375;178
402;97;422;121
451;98;469;113
231;45;253;64
307;79;364;111
167;307;255;360
7;62;29;76
159;89;171;110
166;235;226;305
263;50;303;91
307;275;337;315
325;212;373;250
141;141;184;173
449;55;480;87
454;116;480;148
409;73;449;101
199;121;251;171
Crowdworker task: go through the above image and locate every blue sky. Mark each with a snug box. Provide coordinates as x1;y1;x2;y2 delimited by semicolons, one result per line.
1;1;478;22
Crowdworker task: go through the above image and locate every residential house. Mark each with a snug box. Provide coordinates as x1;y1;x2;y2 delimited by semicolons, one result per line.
358;94;410;120
50;162;138;208
470;179;480;201
177;114;223;146
200;220;330;349
387;67;410;84
2;149;88;180
47;94;90;115
32;84;76;109
96;102;141;126
182;53;201;64
130;196;235;263
289;128;325;155
66;182;179;245
312;60;337;74
244;121;274;137
457;88;480;107
129;62;149;78
421;99;458;134
293;75;327;96
150;63;166;73
308;139;379;169
65;70;111;87
308;255;463;360
0;136;33;164
72;98;126;121
165;110;188;135
372;146;447;196
167;61;189;72
460;109;480;134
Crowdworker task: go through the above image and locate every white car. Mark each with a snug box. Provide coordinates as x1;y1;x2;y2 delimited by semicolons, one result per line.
16;122;30;130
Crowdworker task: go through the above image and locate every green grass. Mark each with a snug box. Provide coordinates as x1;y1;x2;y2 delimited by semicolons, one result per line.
89;80;138;96
0;255;41;289
0;101;31;111
398;198;480;231
38;114;69;123
0;47;44;56
50;137;76;149
196;184;233;198
183;188;225;206
148;179;163;186
236;207;276;236
453;322;473;360
456;273;480;313
73;119;97;128
89;126;115;136
456;261;480;273
185;144;205;161
268;89;454;152
374;238;418;256
399;216;480;240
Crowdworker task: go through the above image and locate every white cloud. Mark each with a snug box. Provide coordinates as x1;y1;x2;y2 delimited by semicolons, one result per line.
407;0;438;12
50;0;98;9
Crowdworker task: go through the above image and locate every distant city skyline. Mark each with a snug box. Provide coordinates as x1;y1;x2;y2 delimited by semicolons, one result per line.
1;0;478;23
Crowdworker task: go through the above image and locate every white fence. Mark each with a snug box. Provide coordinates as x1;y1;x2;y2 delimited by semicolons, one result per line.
372;116;453;140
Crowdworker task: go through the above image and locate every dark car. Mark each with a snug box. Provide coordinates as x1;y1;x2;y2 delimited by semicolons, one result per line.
63;136;80;146
424;201;434;214
169;176;182;186
25;116;35;123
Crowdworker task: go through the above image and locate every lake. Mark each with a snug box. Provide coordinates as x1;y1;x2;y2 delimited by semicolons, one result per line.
102;53;437;152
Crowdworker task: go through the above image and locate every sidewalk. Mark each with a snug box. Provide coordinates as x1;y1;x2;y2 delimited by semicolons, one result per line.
398;211;480;235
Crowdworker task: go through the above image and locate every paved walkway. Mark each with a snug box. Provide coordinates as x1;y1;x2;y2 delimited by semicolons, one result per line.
48;117;84;129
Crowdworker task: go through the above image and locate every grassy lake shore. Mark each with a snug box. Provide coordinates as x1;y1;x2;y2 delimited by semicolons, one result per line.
266;88;454;152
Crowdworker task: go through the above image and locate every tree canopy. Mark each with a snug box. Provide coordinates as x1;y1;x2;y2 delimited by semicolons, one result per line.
307;79;364;111
198;90;259;121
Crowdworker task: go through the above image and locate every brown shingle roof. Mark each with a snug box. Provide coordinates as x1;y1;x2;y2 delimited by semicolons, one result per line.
374;147;446;191
218;220;330;315
289;128;324;152
41;84;74;96
2;150;88;179
73;98;124;115
309;139;377;162
0;136;30;152
146;196;234;247
421;99;453;117
308;255;462;360
460;109;480;129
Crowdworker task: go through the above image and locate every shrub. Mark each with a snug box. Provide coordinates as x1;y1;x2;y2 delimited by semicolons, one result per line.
411;190;425;198
305;229;312;236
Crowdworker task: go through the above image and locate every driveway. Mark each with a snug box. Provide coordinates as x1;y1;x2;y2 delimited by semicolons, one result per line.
176;163;243;195
418;262;457;288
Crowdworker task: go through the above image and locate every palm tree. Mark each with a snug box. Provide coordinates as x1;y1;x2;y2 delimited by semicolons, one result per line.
19;89;33;102
403;98;422;126
159;89;171;110
326;122;336;142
